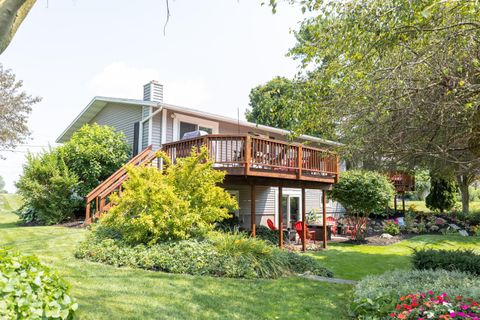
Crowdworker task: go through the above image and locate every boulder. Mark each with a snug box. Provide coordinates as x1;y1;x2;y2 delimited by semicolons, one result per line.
449;223;461;230
380;233;393;239
459;230;469;237
435;217;447;225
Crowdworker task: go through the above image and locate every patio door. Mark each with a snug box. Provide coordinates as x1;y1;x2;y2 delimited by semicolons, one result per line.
282;195;300;229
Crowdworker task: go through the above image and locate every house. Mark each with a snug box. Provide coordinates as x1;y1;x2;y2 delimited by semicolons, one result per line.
57;81;346;248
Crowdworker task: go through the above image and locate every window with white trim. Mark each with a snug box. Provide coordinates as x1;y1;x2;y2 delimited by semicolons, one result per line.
173;113;219;140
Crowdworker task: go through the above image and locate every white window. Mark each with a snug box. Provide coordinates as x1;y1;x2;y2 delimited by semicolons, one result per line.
173;113;219;140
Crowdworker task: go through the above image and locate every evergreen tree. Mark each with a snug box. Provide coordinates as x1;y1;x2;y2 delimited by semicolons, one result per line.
425;173;457;213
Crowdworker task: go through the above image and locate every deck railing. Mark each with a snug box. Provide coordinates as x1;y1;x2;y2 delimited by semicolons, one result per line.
388;171;415;192
85;145;157;223
86;135;340;223
162;134;339;182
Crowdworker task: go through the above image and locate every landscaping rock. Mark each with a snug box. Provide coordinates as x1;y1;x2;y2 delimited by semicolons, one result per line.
435;218;447;225
380;233;393;239
449;223;461;230
459;230;469;237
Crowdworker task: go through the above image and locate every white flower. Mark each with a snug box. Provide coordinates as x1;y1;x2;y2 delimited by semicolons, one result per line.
426;312;434;319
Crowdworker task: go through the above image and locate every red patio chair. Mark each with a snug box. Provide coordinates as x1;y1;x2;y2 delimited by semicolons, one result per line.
294;221;316;246
326;216;338;236
267;219;277;231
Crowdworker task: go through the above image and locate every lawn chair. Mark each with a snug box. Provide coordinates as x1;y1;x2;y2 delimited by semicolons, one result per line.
267;219;277;231
326;216;338;236
294;221;316;246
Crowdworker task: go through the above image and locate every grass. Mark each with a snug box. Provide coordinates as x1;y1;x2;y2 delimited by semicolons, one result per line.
312;235;480;281
393;199;480;213
0;195;351;320
1;194;479;319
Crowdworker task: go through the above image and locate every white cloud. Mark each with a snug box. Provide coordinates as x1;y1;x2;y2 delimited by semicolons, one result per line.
163;79;210;109
89;63;210;108
89;62;160;99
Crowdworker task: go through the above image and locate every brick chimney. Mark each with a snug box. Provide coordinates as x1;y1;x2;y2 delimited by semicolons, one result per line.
143;80;163;102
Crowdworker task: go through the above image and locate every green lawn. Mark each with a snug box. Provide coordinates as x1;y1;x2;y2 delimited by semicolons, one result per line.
392;199;480;213
0;196;351;320
312;235;480;280
1;195;479;319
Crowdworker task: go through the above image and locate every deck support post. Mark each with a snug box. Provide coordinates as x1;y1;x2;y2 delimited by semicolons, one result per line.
402;192;406;213
394;194;397;213
85;202;91;224
322;190;327;249
301;187;306;252
278;186;283;248
250;184;256;237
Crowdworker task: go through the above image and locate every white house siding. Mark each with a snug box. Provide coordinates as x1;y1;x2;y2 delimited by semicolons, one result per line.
166;109;174;142
141;106;150;150
151;112;162;150
225;185;276;229
224;185;345;230
88;103;142;147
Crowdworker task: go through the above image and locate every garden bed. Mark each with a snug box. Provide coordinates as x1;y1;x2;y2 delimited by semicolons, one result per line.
343;233;416;246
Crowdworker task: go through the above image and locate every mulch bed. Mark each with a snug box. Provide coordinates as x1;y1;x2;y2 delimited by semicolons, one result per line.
342;233;416;246
57;220;85;228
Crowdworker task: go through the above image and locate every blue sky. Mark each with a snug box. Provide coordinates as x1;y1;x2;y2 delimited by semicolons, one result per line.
0;0;304;192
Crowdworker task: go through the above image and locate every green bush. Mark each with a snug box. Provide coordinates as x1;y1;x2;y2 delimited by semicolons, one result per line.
412;248;480;276
15;150;81;225
75;231;333;279
98;147;238;245
0;248;77;319
331;170;395;240
61;123;130;199
469;186;480;201
255;225;287;245
351;269;480;319
425;172;457;213
383;220;400;235
15;124;129;225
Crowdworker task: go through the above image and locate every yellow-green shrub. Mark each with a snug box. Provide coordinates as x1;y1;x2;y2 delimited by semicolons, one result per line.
98;147;238;245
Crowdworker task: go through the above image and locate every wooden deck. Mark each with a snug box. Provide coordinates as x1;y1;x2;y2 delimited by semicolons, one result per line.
388;171;415;192
162;134;339;184
85;135;339;224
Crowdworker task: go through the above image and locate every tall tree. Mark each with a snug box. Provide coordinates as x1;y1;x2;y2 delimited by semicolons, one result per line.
247;73;337;139
269;0;480;213
0;64;40;153
0;0;36;54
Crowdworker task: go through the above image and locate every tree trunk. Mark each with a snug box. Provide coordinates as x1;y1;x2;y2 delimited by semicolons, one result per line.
456;175;470;215
0;0;37;54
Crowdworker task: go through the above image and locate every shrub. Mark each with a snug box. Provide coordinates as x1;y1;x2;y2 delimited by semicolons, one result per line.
388;292;479;320
75;231;333;279
98;147;238;245
425;172;457;213
412;249;480;276
255;225;288;245
15;150;81;225
383;220;400;235
469;186;480;202
61;124;130;200
330;170;395;240
473;225;480;236
352;269;480;319
0;248;77;319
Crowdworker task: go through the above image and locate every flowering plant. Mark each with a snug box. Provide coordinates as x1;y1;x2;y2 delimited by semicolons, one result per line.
389;291;479;319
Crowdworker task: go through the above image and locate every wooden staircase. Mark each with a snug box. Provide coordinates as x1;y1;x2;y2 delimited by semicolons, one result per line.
85;145;160;224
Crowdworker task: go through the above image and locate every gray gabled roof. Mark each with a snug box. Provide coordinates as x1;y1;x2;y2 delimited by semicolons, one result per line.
56;96;343;147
